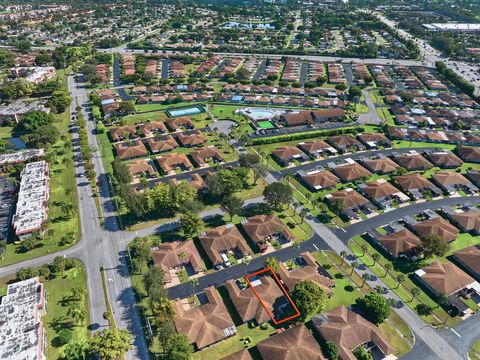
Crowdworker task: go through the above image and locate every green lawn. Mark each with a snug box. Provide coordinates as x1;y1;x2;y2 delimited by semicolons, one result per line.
0;125;13;140
1;68;80;266
0;260;90;360
43;260;90;359
470;339;480;360
349;236;464;327
314;251;412;356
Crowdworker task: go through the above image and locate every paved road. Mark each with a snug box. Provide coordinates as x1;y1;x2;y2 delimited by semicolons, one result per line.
70;75;151;360
167;233;329;299
358;89;383;125
277;147;440;177
376;13;480;96
337;196;480;242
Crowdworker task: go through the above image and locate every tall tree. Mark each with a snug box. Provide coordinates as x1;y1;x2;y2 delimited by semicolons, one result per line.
220;195;244;221
89;329;132;360
421;234;450;259
163;333;193;360
263;182;293;210
356;292;391;324
180;212;203;238
292;280;327;320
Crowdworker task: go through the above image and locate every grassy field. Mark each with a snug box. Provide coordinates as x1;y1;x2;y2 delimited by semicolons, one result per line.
0;260;90;360
43;260;90;359
349;236;465;327
1;68;80;266
470;339;480;360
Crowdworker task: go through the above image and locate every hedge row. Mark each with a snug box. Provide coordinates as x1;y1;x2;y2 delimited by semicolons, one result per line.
250;127;365;145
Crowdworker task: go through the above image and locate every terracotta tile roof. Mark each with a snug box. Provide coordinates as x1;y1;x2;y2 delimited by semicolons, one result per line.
387;126;406;139
140;121;167;136
378;229;422;258
128;160;156;178
357;133;390;146
451;210;480;234
302;170;339;190
152;240;203;282
332;162;372;182
146;135;178;153
311;108;345;120
278;252;334;294
115;140;148;160
199;225;251;265
432;171;471;186
298;140;331;154
394;173;434;190
225;277;283;324
414;217;459;243
177;131;207;147
241;214;293;245
457;146;480;163
110;125;137;142
256;325;326;360
312;306;394;360
393;153;433;170
453;245;480;278
416;261;475;296
156;153;193;173
166;116;194;131
174;287;236;349
190;147;224;167
363;157;399;174
281;111;313;126
221;349;253;360
327;189;369;209
361;179;402;199
427;152;463;168
328;135;364;150
272;146;305;160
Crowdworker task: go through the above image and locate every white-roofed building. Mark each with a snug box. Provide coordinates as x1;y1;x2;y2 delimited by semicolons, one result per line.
0;277;47;360
12;161;49;238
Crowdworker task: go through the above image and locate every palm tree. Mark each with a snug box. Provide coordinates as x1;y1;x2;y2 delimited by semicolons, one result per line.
360;244;368;257
71;287;86;301
292;240;301;261
340;250;347;265
410;288;420;302
371;253;380;266
67;303;87;326
361;273;370;287
190;278;199;298
292;202;301;215
299;208;308;224
243;257;251;276
350;261;359;276
383;263;393;278
396;274;406;289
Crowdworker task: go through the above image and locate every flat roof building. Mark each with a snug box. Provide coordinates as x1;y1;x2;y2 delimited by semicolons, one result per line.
0;277;47;360
12;161;49;238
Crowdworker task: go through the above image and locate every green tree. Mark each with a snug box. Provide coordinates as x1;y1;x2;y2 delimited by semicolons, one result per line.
163;333;193;360
153;297;176;328
353;346;373;360
56;329;74;346
71;286;87;301
60;341;89;360
330;200;345;217
356;292;391;324
421;234;450;259
292;280;326;319
52;256;66;276
238;153;260;169
67;303;87;325
89;329;132;360
349;85;362;99
264;257;280;273
16;267;39;280
180;212;203;238
220;195;244;221
263;182;293;210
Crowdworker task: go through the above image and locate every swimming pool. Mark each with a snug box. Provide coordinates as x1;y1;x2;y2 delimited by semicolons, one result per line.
165;105;204;118
246;109;276;121
257;121;275;129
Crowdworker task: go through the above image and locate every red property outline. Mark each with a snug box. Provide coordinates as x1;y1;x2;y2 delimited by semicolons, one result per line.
244;267;301;325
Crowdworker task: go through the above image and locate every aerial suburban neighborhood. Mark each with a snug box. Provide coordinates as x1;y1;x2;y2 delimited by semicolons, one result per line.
0;0;480;360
